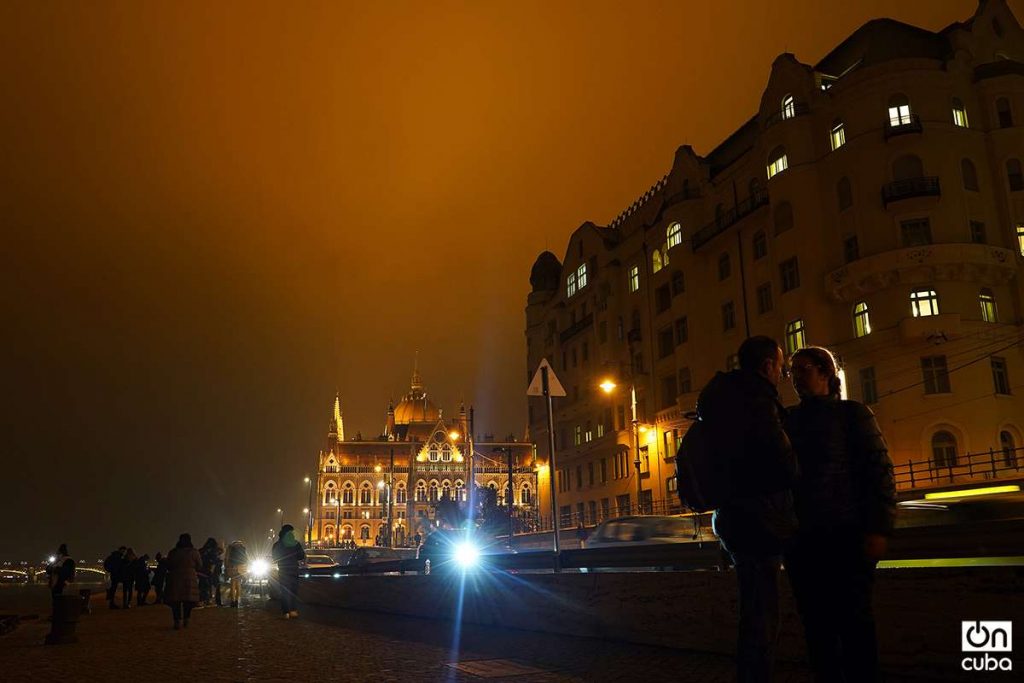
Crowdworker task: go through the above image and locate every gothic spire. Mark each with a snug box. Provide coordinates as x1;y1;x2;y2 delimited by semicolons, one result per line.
332;392;345;442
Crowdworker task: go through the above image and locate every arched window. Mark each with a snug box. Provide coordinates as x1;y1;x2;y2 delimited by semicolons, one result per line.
415;480;426;502
830;119;846;150
1000;430;1018;467
766;146;788;179
888;94;912;126
785;319;806;355
360;525;370;541
1007;158;1023;191
521;485;533;505
652;249;664;274
837;177;853;210
773;201;794;235
428;444;439;462
854;302;872;338
952;98;969;127
979;288;998;322
455;480;466;501
342;482;355;505
752;230;768;260
893;154;924;181
341;525;353;540
324;481;337;504
781;94;796;120
996;97;1013;128
360;483;373;505
428;481;439;502
323;525;335;541
441;480;452;501
961;159;979;191
395;482;407;504
667;222;682;249
441;444;452;462
931;431;958;468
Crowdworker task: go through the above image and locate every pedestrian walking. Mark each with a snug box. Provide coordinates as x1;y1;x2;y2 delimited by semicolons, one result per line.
224;540;248;608
46;544;76;603
271;524;306;619
575;522;588;548
152;552;168;603
702;336;798;683
200;538;224;607
165;533;202;630
135;554;152;605
103;547;125;609
784;346;896;683
120;548;137;609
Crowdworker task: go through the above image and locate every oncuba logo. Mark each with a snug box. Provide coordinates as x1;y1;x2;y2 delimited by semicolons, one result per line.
961;621;1013;672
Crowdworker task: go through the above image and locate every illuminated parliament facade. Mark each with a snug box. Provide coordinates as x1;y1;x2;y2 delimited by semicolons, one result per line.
526;0;1024;527
310;367;535;547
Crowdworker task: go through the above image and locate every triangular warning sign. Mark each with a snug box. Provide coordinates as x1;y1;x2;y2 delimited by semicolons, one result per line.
527;358;567;397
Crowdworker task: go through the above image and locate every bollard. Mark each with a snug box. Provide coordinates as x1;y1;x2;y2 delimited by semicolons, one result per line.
79;588;92;615
45;594;81;645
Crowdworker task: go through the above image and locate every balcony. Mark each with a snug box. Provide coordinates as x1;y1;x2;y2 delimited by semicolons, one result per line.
884;114;923;140
882;176;940;206
559;312;593;344
764;101;810;128
691;190;770;251
825;243;1017;303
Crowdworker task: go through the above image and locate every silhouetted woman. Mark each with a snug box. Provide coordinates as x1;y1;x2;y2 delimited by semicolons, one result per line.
165;533;202;629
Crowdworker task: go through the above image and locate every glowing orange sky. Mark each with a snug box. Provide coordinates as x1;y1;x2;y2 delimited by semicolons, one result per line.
1;0;1005;557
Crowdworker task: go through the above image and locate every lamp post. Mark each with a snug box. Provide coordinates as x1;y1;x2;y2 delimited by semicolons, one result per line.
600;379;644;515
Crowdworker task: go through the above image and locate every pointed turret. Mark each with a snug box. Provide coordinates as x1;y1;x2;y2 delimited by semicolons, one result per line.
411;351;423;394
328;392;345;443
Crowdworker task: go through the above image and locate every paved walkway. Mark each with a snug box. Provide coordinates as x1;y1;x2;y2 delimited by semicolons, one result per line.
0;595;837;682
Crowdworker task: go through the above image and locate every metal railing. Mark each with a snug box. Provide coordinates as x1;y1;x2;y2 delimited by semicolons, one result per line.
884;113;923;139
881;176;940;205
691;190;770;251
764;101;810;128
894;445;1022;490
559;313;594;344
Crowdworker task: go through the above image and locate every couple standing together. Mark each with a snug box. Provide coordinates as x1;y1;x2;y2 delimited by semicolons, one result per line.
701;336;896;683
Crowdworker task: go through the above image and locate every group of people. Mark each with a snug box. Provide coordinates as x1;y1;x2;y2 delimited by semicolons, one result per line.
102;547;164;607
701;336;896;683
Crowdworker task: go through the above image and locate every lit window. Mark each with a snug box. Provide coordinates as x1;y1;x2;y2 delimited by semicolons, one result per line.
652;249;663;274
911;289;940;317
1018;224;1024;256
922;357;951;395
629;265;640;292
853;302;871;337
992;357;1011;395
888;94;912;126
577;263;588;289
830;120;846;150
566;272;577;298
785;319;806;355
667;222;682;249
952;98;969;127
781;94;796;120
979;288;998;322
766;146;788;179
574;425;582;446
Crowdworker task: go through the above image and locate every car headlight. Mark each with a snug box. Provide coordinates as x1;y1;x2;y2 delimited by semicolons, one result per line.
453;542;480;569
250;559;270;578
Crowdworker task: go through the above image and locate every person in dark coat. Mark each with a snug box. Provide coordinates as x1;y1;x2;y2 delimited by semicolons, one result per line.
119;548;137;608
271;524;306;618
46;543;76;602
152;552;168;603
703;336;798;683
135;554;152;605
103;547;125;609
165;533;203;629
784;346;896;683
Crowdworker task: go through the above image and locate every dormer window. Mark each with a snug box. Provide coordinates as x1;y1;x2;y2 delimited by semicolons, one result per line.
781;94;796;120
666;222;682;249
566;272;577;298
952;98;969;128
830;120;846;150
566;263;587;297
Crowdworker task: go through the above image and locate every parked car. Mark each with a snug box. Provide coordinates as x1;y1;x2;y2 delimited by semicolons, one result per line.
584;515;699;549
345;547;417;570
304;554;338;569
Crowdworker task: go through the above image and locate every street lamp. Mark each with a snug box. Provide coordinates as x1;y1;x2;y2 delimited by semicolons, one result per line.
600;378;644;514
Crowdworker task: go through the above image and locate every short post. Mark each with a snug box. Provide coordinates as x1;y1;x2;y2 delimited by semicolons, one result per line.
990;447;998;479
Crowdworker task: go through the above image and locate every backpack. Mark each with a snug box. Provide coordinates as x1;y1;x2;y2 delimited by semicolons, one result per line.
674;417;733;513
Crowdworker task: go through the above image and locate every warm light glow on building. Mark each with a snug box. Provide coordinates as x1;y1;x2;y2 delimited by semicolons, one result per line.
599;379;617;393
924;485;1020;501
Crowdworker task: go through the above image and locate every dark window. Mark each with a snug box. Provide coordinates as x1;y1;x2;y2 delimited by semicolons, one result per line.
575;466;582;490
671;270;685;295
860;367;878;405
843;235;860;263
837;177;853;210
1000;431;1018;468
970;221;987;244
921;356;951;394
678;367;692;393
674;316;688;344
756;282;773;314
997;97;1013;128
992;357;1011;395
774;201;794;235
892;154;924;181
616;316;624;341
1008;159;1023;191
582;342;589;363
901;218;932;247
655;284;671;313
598;320;608;343
658;328;674;358
779;257;800;293
722;301;735;331
660;374;678;410
718;252;731;280
931;431;958;468
961;158;979;191
752;230;768;259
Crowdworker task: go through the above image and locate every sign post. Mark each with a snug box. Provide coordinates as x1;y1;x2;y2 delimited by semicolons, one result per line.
528;358;566;570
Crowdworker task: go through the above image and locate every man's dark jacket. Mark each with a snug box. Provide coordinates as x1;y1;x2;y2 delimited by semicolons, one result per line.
271;539;306;577
784;396;896;536
702;370;799;555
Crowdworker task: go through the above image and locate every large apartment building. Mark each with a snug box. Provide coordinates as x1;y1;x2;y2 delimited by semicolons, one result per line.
525;0;1024;528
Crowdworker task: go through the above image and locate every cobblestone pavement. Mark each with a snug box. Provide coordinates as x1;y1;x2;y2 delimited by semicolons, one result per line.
0;594;922;683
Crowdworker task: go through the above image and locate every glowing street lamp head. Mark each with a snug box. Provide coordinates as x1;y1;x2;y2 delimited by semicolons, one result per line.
453;541;480;569
304;476;310;484
302;507;309;514
449;430;461;441
374;464;382;473
599;379;617;394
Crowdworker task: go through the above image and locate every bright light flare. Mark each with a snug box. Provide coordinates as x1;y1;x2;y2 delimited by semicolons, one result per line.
599;379;617;394
449;431;461;441
47;555;56;564
250;559;270;578
453;542;480;569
